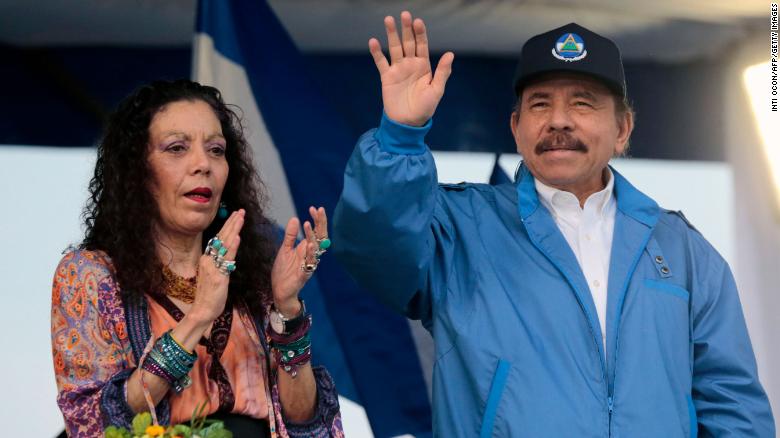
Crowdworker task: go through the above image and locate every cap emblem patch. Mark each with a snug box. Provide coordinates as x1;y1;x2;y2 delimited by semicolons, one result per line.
552;33;587;62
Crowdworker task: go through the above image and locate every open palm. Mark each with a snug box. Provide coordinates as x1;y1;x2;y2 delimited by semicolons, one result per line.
271;207;327;316
370;12;454;127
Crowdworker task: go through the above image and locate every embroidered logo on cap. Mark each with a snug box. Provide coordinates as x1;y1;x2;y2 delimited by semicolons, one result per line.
552;33;587;62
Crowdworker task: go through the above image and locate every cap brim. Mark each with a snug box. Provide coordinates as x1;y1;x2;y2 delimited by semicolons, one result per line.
514;69;626;98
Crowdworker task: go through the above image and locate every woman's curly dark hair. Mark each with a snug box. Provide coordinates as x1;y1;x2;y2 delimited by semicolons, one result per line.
81;79;276;318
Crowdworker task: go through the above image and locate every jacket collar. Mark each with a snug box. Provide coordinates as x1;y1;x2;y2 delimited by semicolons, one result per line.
516;162;659;227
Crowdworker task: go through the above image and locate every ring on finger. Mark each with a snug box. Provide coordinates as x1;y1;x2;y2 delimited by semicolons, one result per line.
300;262;317;274
205;236;229;256
305;248;320;265
316;236;331;251
313;235;331;260
215;259;236;276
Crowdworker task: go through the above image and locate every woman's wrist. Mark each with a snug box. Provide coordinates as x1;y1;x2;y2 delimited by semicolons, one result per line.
185;305;217;326
270;310;313;378
173;312;212;350
274;296;302;318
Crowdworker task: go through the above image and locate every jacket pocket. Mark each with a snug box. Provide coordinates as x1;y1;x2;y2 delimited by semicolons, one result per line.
480;359;511;438
686;395;698;438
644;279;690;301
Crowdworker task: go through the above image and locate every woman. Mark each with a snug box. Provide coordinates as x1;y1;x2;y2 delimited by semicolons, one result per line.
51;80;343;437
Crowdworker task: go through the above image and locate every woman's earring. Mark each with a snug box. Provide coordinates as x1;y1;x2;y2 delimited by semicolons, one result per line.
218;201;228;219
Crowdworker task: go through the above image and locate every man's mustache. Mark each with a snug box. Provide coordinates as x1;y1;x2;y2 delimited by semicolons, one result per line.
534;133;589;155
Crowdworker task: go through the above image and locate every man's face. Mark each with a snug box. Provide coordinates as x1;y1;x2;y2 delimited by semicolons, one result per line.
511;73;632;194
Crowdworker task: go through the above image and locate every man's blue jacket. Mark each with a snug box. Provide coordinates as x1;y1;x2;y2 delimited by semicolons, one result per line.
332;115;775;437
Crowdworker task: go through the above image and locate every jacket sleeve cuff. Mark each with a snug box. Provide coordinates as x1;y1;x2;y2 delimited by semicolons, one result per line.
274;366;344;437
375;112;432;155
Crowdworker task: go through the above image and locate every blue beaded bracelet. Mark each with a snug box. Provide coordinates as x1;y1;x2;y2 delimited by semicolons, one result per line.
142;330;197;393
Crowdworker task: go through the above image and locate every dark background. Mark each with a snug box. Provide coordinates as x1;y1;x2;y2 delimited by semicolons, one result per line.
1;45;725;161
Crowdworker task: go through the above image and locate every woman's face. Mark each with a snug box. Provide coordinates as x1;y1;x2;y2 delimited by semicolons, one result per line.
147;99;229;239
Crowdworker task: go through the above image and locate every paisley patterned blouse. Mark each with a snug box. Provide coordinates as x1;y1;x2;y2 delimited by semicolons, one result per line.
51;250;343;437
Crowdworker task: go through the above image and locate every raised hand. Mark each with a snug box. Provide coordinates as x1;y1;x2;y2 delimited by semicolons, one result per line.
369;11;454;127
192;209;244;323
271;206;329;317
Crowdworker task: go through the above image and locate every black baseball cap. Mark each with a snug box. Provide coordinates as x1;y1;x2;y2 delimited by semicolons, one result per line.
513;23;626;98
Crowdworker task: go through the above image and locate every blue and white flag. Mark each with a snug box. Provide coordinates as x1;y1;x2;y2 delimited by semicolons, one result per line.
193;1;433;436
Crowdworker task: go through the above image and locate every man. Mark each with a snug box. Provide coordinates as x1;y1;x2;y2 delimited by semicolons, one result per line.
333;12;775;437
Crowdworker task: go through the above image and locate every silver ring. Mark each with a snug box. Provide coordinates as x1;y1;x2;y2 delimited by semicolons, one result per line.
205;236;228;257
214;258;236;275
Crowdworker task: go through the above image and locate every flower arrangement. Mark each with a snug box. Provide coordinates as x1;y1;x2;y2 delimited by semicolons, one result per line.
104;402;232;438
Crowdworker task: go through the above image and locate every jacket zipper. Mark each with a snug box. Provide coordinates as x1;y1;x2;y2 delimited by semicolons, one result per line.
606;232;654;437
523;218;613;435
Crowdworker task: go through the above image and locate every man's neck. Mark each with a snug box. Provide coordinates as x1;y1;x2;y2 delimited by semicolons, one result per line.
538;168;611;208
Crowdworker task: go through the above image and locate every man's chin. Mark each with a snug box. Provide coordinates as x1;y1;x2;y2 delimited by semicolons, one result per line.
530;166;585;188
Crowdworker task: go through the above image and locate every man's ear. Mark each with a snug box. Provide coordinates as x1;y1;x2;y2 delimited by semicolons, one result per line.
614;110;634;156
510;110;521;145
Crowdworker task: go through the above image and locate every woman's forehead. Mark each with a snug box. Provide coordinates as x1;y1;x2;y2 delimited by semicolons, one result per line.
149;100;223;137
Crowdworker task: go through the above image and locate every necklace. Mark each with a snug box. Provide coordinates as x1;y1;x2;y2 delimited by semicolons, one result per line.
161;265;197;303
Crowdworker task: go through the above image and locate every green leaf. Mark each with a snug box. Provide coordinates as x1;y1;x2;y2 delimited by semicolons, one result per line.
131;412;153;436
104;425;131;438
201;425;232;438
199;422;222;432
200;420;235;438
170;424;193;438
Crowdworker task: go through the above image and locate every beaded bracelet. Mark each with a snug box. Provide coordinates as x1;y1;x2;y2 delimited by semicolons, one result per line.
278;346;311;359
270;315;313;378
273;333;311;352
276;349;312;377
148;348;188;380
160;331;197;365
270;327;311;353
141;355;176;382
141;330;197;393
151;342;191;376
277;344;311;362
280;347;312;365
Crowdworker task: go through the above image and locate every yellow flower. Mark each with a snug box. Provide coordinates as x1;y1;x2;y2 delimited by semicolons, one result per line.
145;424;166;436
